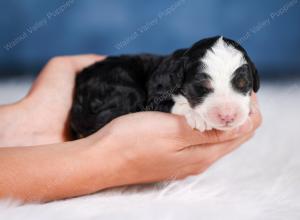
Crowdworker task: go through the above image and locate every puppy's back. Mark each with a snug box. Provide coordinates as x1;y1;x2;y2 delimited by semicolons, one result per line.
70;55;163;138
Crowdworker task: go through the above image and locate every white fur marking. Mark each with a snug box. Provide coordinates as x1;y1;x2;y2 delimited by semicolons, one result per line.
172;37;251;131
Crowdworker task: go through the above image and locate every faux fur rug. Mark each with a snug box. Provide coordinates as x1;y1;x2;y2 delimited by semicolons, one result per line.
0;80;300;220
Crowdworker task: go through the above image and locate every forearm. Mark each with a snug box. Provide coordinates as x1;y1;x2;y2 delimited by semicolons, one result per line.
0;138;119;202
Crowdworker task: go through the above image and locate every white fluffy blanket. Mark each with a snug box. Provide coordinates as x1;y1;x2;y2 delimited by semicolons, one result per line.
0;81;300;220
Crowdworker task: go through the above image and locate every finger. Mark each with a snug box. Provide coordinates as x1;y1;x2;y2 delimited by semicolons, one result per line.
251;92;257;102
183;132;254;167
43;54;105;76
27;55;105;96
203;132;254;161
249;96;262;128
68;54;106;72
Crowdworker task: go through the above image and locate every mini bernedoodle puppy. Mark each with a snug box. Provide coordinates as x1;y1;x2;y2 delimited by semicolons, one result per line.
70;36;260;139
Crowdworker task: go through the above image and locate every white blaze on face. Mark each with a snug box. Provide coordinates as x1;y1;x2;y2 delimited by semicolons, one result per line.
172;37;252;131
195;37;250;129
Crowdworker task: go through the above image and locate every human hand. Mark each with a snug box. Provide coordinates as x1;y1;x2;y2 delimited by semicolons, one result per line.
87;95;261;186
1;55;105;146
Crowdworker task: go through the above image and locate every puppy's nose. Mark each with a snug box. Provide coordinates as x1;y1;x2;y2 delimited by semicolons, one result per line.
217;112;237;124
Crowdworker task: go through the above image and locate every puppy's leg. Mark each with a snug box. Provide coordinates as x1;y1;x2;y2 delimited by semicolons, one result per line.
171;95;208;132
185;110;208;132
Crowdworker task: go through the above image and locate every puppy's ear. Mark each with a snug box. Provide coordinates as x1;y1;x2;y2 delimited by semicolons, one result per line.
249;61;260;92
172;56;187;88
170;48;188;84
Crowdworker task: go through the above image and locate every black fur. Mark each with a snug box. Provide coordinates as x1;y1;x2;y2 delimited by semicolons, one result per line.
231;64;253;95
70;36;259;139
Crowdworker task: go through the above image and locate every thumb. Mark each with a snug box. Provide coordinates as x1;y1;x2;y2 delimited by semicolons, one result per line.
27;55;105;97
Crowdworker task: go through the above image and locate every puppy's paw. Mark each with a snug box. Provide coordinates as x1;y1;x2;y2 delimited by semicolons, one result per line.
184;110;207;132
185;110;197;129
205;123;213;131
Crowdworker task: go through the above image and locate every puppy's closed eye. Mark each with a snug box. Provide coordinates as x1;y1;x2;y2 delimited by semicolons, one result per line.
194;73;212;88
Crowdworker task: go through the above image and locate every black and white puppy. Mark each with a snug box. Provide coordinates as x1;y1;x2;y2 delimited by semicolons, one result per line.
70;36;259;139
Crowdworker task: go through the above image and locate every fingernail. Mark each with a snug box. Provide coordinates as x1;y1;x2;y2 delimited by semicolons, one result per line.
237;120;253;133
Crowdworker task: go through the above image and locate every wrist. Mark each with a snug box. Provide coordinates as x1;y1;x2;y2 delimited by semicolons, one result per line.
0;98;65;147
83;131;132;191
0;100;29;146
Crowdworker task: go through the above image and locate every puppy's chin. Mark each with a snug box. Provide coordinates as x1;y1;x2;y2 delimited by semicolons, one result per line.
213;125;236;131
207;117;248;131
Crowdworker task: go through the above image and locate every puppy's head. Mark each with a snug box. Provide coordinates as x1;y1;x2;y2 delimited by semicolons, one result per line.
180;36;259;130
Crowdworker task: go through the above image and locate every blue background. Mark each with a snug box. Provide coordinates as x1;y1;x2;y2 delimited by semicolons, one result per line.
0;0;299;78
